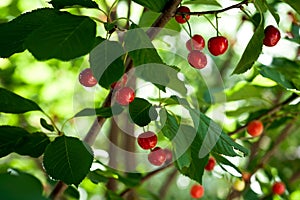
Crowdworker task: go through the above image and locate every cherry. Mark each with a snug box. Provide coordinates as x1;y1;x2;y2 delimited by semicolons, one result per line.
272;182;285;195
78;68;98;87
263;25;281;47
187;50;207;69
190;184;204;199
148;147;166;166
111;74;128;89
208;36;228;56
247;120;264;137
186;34;205;51
115;87;135;106
175;6;190;24
164;148;173;163
137;131;157;150
204;157;216;171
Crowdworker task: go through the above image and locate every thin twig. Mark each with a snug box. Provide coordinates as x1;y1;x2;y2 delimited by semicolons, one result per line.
159;168;178;198
177;0;248;16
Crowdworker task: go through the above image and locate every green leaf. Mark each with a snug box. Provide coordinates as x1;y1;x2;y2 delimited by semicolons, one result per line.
87;170;109;184
49;0;99;9
0;88;42;114
89;40;125;89
14;132;50;158
132;0;169;12
0;8;60;58
264;2;280;24
40;118;55;132
74;104;123;118
0;171;48;200
232;2;265;74
64;186;80;199
259;58;300;90
0;126;30;158
43;136;94;185
129;98;157;127
212;153;242;175
25;12;96;61
184;0;221;7
283;0;300;15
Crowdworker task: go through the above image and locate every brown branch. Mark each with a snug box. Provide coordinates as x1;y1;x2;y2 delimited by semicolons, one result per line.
49;1;183;199
159;168;178;198
289;170;300;183
228;93;298;136
177;0;248;16
120;164;174;197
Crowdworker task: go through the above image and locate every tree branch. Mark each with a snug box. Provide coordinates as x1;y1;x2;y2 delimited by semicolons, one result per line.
49;1;183;199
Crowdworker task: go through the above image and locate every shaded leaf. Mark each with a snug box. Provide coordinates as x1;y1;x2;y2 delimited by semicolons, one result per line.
0;8;60;58
89;40;125;89
0;88;41;114
25;12;96;61
0;171;47;200
40;118;55;132
74;104;123;118
15;132;50;158
132;0;169;12
232;1;265;74
0;126;30;158
212;153;242;175
64;186;80;199
87;170;109;184
129;98;157;127
43;136;94;185
49;0;99;9
283;0;300;15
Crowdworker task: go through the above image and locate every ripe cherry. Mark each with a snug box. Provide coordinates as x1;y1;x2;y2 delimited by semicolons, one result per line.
111;74;128;89
79;68;98;87
205;157;216;171
272;182;285;195
115;87;135;106
186;35;205;51
175;6;190;24
187;50;207;69
164;148;173;164
190;184;204;199
208;36;228;56
263;25;281;47
247;120;264;137
148;147;166;166
137;131;157;150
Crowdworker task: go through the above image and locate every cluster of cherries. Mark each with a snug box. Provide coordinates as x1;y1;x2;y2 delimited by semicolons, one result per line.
174;6;281;70
137;131;173;166
78;69;135;105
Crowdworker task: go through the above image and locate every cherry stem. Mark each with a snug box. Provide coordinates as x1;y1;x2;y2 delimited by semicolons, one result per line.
186;20;193;38
203;15;220;35
215;13;219;36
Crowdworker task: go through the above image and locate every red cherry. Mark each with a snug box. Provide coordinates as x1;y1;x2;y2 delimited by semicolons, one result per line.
78;68;98;87
115;87;135;106
148;147;166;166
111;74;128;89
190;184;204;199
164;148;173;163
272;182;285;195
175;6;190;24
242;172;252;182
187;50;207;69
208;36;228;56
137;131;157;150
247;120;264;137
205;157;216;171
186;35;205;51
263;25;281;47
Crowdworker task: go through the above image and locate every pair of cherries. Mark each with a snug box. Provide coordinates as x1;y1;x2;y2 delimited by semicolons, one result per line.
137;131;172;166
79;70;135;106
